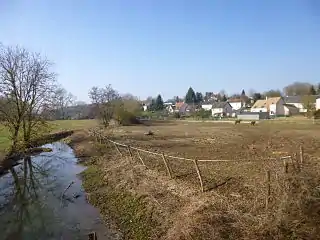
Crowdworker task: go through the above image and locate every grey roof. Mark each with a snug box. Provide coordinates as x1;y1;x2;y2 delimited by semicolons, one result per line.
212;102;230;108
283;96;301;103
284;95;320;104
202;99;217;104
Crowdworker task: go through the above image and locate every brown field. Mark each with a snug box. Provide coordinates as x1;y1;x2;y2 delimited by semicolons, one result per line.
84;120;320;239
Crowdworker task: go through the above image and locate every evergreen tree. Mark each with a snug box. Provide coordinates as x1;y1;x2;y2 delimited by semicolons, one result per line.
155;94;164;110
185;87;197;104
222;94;227;102
149;99;156;111
241;89;246;96
309;85;316;95
317;83;320;95
253;93;262;102
195;92;203;103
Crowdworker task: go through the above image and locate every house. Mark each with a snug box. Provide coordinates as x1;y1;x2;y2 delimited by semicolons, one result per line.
317;97;320;110
179;103;197;115
227;98;245;110
283;96;305;113
211;102;233;117
283;95;320;113
283;104;299;116
251;97;286;116
175;102;185;112
166;104;175;113
201;99;216;111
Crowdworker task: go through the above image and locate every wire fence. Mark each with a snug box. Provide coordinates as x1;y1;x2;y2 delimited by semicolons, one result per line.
89;128;310;203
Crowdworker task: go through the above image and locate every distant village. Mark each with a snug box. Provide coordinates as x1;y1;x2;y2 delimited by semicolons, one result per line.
141;85;320;120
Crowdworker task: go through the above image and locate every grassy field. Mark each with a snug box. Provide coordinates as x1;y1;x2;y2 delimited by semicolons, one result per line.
0;119;98;153
82;119;320;239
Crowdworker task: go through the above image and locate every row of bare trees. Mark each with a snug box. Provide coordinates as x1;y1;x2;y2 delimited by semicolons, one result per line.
0;44;74;153
88;85;142;127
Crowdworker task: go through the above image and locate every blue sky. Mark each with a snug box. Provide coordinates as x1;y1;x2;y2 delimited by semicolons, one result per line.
0;0;319;102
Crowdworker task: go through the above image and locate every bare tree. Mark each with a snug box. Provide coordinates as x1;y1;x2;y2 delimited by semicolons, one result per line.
52;87;75;120
0;44;56;152
88;84;120;126
263;89;282;98
283;82;313;96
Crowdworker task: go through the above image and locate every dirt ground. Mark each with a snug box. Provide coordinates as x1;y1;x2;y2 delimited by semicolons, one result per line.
108;120;320;160
80;120;320;239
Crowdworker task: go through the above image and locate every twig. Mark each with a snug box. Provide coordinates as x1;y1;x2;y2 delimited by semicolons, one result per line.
60;181;74;205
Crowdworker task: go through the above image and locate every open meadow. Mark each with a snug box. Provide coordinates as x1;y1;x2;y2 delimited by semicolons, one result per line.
87;119;320;239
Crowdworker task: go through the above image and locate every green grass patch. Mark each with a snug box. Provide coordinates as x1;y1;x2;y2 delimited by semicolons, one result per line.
81;165;160;239
0;119;97;153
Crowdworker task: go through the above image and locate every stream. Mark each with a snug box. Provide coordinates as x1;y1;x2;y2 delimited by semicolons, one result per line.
0;142;115;240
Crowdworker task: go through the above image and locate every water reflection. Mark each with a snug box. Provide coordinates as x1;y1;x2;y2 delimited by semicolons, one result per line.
0;142;112;240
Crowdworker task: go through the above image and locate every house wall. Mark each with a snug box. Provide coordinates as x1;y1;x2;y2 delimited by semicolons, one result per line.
284;106;299;116
275;99;285;116
251;107;267;113
212;108;223;115
224;104;233;116
229;102;242;110
237;114;260;121
316;98;320;110
286;102;307;112
202;104;213;111
238;112;269;120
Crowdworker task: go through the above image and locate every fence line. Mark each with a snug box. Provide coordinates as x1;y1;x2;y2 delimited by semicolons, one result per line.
89;129;306;194
103;136;266;163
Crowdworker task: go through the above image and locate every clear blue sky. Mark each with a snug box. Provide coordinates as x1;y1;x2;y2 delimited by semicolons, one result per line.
1;0;319;102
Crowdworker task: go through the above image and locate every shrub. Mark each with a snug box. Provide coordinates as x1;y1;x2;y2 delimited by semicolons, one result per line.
116;109;139;126
173;112;181;119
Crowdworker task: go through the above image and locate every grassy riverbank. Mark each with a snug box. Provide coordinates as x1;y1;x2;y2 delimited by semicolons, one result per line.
0;119;97;153
67;130;164;239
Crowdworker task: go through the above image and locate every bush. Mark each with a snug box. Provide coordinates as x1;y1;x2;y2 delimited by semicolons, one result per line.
173;112;181;119
314;109;320;119
116;109;139;126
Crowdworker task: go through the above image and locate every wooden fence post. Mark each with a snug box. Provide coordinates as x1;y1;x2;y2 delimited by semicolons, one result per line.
299;145;304;165
114;143;122;156
283;158;288;173
137;150;146;166
162;153;172;178
127;146;134;161
193;159;204;192
265;170;271;210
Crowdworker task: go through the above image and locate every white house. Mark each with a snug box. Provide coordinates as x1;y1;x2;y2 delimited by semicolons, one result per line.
211;102;233;117
316;98;320;110
251;97;286;116
227;98;244;110
283;96;306;113
201;100;215;111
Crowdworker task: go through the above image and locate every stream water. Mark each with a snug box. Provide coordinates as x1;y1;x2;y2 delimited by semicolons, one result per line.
0;142;115;240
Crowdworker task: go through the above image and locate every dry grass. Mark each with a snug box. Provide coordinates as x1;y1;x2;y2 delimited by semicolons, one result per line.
81;120;320;239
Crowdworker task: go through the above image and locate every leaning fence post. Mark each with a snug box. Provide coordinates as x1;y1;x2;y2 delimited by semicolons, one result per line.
299;145;304;165
193;159;204;192
265;170;271;210
162;153;172;178
127;145;134;161
137;150;146;166
114;142;122;156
